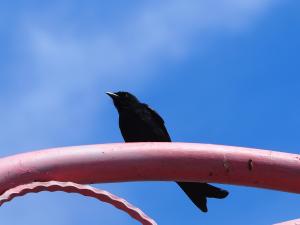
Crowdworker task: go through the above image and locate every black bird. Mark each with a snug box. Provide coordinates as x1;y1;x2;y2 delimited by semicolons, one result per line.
106;91;229;212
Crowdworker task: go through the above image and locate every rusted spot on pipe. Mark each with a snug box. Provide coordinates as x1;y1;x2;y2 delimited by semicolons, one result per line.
248;159;253;171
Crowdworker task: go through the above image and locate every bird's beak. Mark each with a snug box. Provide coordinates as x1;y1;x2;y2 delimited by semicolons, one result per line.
106;92;119;99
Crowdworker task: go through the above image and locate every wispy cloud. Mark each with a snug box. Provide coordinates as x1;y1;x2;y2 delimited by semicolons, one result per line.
28;0;278;74
0;1;281;225
1;0;279;147
0;0;279;153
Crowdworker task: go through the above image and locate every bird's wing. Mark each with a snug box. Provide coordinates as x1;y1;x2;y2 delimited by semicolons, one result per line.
142;104;172;142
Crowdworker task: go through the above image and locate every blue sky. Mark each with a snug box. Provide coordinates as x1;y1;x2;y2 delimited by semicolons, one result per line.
1;1;300;224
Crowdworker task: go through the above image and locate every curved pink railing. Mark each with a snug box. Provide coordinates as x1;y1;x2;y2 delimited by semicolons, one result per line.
0;181;157;225
0;142;300;224
1;142;300;193
274;218;300;225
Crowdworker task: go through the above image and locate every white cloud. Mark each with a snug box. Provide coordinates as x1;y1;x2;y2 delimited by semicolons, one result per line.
0;0;281;154
26;0;279;77
0;1;282;225
0;0;280;153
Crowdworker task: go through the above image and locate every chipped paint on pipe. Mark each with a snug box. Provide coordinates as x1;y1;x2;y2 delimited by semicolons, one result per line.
0;142;300;194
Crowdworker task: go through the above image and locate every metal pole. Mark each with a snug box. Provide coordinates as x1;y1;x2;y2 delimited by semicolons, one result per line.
0;142;299;194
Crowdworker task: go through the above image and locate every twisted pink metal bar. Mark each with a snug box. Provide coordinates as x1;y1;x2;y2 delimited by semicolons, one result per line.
0;181;157;225
274;218;300;225
0;142;300;194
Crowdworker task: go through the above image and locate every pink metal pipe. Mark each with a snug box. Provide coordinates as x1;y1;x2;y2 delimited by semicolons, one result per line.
274;218;300;225
0;142;300;194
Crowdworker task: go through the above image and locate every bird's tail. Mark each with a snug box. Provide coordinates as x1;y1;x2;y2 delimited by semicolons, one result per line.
177;182;229;212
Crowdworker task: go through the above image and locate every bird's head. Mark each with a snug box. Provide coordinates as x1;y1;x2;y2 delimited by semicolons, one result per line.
106;91;140;111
